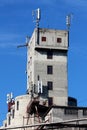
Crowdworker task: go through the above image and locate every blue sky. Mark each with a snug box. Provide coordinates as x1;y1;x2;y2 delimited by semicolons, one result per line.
0;0;87;125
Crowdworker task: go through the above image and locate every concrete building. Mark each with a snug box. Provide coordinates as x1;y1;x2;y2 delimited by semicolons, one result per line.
27;28;68;106
1;28;87;130
0;95;30;129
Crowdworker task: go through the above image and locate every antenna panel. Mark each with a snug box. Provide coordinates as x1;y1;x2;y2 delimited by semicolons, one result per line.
66;15;70;26
32;8;41;28
38;80;43;94
37;8;41;20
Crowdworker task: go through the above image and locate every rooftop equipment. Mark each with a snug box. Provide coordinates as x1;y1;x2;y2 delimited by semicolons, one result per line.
32;8;41;45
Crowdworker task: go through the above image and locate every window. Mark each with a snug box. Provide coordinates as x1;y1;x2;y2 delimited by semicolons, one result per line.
83;109;87;115
12;109;15;118
64;108;78;115
42;37;46;42
47;81;53;90
17;101;19;110
8;116;11;125
48;97;53;106
57;38;62;43
47;66;53;74
47;50;53;59
37;75;40;81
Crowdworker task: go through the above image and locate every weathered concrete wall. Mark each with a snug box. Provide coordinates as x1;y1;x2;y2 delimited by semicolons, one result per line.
27;28;68;106
6;95;30;127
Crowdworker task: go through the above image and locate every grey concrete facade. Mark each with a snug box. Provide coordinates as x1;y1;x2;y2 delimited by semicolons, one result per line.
45;106;87;130
27;28;68;106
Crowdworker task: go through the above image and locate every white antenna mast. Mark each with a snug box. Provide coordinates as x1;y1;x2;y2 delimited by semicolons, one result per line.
66;14;73;47
66;13;73;31
32;8;41;28
32;8;41;45
66;14;71;31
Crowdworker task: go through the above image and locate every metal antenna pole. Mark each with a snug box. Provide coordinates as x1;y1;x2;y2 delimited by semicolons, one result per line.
66;14;71;31
66;14;73;47
32;8;41;45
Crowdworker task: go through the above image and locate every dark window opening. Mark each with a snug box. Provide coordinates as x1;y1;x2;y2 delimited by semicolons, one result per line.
48;81;53;90
83;110;87;115
64;108;78;115
17;101;19;110
12;109;15;118
57;38;62;43
47;66;53;74
47;50;53;59
42;37;46;42
37;75;40;81
8;116;11;125
48;97;53;106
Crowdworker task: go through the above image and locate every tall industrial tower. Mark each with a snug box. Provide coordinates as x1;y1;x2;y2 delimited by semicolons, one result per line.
26;9;68;106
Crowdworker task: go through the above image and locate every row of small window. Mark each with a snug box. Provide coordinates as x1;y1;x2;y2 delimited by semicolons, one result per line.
7;98;53;125
42;36;62;43
8;101;19;125
8;109;15;125
64;109;87;116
